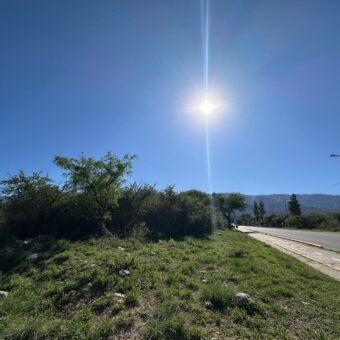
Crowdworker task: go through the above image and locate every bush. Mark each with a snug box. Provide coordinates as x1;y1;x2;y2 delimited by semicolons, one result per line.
113;185;214;239
285;213;326;230
202;284;235;310
0;156;216;240
111;183;157;236
144;188;214;239
264;214;286;228
320;213;340;231
50;193;99;240
0;172;61;239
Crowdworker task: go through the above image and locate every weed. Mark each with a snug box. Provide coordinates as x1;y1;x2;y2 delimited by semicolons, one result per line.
114;314;134;333
125;290;139;307
202;284;235;310
230;248;246;258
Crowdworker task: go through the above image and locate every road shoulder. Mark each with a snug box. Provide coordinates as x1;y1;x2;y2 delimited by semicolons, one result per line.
239;227;340;281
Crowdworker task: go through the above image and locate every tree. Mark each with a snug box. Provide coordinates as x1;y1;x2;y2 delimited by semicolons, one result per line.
253;201;260;225
54;152;135;236
258;200;266;225
288;194;301;216
0;171;61;238
215;193;247;228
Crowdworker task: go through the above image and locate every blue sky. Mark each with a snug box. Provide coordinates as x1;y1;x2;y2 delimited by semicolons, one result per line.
1;0;340;194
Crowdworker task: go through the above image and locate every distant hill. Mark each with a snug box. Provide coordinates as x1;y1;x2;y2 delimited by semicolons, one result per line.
225;194;340;215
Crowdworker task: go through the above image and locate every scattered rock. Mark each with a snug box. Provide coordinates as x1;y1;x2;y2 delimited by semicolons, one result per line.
119;269;130;277
114;293;125;298
90;264;96;268
26;253;38;261
0;291;8;298
200;270;207;274
202;279;207;283
23;240;30;245
302;301;311;305
114;292;125;303
88;283;93;287
117;247;126;251
233;293;252;307
204;301;213;309
149;252;157;256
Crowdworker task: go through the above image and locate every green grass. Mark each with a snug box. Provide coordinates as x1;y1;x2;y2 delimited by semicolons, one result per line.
0;230;340;339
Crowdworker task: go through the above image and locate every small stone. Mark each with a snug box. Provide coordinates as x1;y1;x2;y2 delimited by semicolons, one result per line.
302;301;311;305
204;301;213;309
26;253;38;261
149;252;157;256
117;247;126;251
233;293;252;307
90;264;96;267
0;291;8;298
88;282;93;287
114;293;125;298
200;270;207;274
119;269;130;276
202;279;207;283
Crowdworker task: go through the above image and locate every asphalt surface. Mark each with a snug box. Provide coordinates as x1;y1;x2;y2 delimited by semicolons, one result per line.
241;226;340;252
238;226;340;280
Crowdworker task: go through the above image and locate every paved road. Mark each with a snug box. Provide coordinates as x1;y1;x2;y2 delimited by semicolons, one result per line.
238;227;340;281
241;226;340;251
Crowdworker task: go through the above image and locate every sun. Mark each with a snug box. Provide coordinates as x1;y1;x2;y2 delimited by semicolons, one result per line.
200;99;214;115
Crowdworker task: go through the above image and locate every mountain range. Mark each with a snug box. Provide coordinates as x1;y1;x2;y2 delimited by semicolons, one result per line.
240;194;340;215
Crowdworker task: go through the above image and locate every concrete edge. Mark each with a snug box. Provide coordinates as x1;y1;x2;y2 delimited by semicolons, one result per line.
239;227;324;249
271;242;340;272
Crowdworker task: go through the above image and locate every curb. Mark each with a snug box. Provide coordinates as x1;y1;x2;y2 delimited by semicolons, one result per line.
238;227;324;249
267;241;340;273
261;233;324;249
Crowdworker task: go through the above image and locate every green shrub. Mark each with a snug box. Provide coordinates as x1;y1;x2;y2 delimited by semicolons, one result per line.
202;284;235;310
125;290;139;307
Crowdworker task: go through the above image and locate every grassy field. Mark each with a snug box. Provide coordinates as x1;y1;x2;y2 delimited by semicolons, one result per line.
0;230;339;339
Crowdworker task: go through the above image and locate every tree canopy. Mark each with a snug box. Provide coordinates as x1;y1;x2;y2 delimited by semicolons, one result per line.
54;152;135;236
214;193;247;228
288;194;301;216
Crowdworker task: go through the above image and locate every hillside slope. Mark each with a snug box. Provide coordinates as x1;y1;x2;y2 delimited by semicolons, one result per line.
240;194;340;214
1;231;339;339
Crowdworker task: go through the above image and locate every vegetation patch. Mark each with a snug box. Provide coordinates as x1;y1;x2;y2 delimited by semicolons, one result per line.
0;231;339;339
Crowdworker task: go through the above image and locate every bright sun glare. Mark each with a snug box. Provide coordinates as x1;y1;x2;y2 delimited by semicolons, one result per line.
200;99;214;115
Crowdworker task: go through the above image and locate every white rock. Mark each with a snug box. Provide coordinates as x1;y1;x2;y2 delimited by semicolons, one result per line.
233;293;252;307
26;253;38;261
114;293;125;298
117;247;126;251
119;269;130;276
202;279;207;283
204;301;213;309
88;282;93;287
0;291;8;298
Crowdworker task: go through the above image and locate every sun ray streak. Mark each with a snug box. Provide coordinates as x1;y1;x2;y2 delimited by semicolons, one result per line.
201;0;216;226
201;0;212;193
